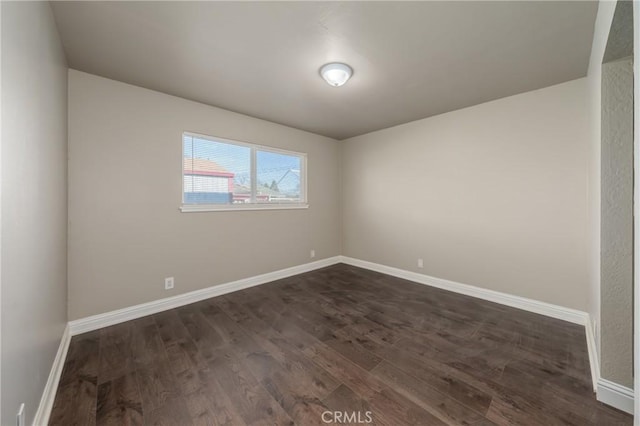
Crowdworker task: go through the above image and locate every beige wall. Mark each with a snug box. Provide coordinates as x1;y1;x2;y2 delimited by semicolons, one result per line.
1;2;68;425
342;78;590;311
68;70;341;320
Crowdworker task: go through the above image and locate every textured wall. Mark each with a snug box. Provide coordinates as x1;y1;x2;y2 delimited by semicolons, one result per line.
342;78;590;311
586;0;617;364
68;70;341;320
1;2;68;424
600;57;634;388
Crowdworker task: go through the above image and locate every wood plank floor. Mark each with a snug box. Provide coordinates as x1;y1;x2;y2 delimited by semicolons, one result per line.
50;264;632;425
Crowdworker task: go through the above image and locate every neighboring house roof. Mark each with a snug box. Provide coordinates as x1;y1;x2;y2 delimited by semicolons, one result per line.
256;186;282;196
234;184;280;196
183;157;234;178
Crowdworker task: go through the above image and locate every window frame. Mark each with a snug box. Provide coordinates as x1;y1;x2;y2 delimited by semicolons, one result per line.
180;131;308;212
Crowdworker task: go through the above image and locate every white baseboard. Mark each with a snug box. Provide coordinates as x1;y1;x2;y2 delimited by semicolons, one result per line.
339;256;589;325
585;317;600;391
69;256;341;336
32;324;71;426
597;378;634;415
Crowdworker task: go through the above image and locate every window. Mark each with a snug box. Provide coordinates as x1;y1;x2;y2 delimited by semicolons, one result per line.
181;132;307;211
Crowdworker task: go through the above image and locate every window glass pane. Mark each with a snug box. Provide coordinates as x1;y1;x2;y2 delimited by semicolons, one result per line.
256;150;302;203
183;135;251;204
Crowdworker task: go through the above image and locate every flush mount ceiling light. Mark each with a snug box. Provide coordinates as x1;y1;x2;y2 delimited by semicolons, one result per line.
320;63;353;87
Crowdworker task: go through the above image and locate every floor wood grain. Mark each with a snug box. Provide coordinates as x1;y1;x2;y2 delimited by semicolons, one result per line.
49;264;632;425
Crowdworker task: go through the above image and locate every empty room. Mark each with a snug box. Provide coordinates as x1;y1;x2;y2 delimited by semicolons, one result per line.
1;0;639;425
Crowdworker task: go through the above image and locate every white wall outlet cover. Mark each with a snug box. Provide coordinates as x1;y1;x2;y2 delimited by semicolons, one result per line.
417;258;424;268
165;277;174;290
310;250;316;258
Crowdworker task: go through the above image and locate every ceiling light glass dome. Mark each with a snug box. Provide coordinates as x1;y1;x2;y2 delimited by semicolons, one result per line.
320;63;353;87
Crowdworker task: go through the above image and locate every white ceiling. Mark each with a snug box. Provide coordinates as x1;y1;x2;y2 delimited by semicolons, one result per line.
51;1;597;140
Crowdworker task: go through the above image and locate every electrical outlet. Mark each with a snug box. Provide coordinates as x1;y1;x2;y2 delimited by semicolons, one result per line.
417;258;424;268
310;249;316;259
165;277;174;290
17;403;25;426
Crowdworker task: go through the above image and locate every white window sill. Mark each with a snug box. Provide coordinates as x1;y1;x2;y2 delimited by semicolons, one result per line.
180;203;309;212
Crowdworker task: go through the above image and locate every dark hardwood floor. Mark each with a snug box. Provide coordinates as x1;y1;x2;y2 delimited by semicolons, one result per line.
49;264;632;425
